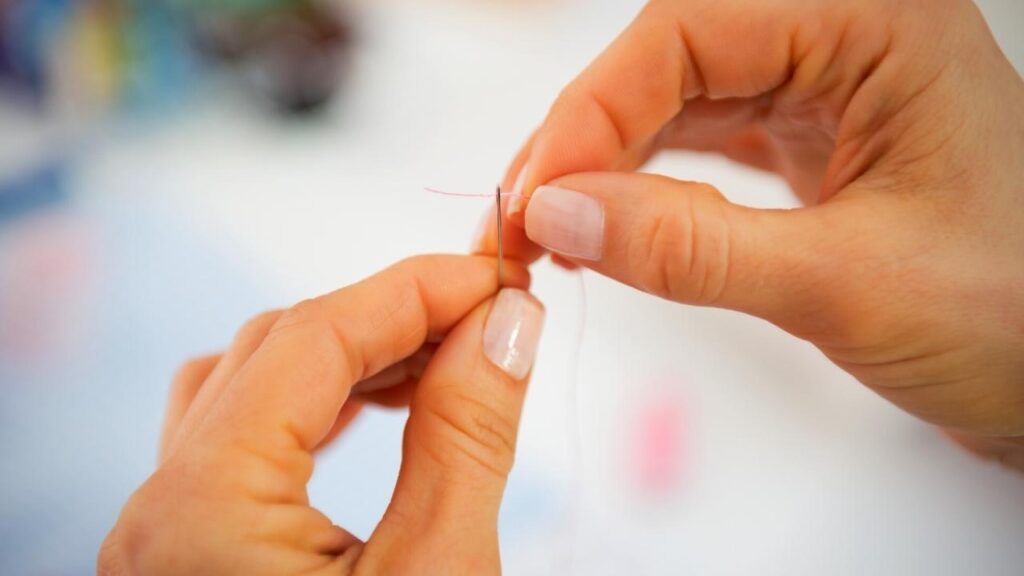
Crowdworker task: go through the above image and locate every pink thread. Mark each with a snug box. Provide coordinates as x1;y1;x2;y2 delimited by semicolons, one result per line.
424;187;526;199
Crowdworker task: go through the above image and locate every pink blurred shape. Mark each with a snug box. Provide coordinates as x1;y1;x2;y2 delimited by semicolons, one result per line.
635;394;687;495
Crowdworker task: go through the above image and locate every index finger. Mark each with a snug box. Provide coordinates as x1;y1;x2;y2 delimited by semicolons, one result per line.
516;0;801;206
194;255;529;452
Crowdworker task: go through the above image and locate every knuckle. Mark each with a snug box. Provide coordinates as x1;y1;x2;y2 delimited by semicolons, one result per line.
393;253;443;275
234;309;281;343
229;441;316;502
642;0;679;18
276;295;327;332
170;356;219;403
637;190;732;306
392;254;423;273
419;389;518;479
172;356;213;386
634;206;679;299
98;472;181;575
271;299;337;352
274;298;361;383
96;532;126;576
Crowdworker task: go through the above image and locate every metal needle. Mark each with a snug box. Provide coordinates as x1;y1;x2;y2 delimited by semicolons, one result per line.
496;185;504;287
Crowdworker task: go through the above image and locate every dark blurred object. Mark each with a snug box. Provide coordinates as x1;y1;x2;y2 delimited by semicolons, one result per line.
0;0;51;101
189;0;354;115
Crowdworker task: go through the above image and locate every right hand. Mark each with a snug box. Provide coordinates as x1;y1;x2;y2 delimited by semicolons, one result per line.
474;0;1024;469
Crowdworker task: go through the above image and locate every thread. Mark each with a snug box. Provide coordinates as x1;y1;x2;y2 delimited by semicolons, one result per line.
424;187;526;199
562;268;586;575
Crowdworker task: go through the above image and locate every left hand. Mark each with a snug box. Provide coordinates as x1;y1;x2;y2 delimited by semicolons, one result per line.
98;255;544;575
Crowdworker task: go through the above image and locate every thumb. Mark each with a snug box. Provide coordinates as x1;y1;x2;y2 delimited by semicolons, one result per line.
524;171;835;325
357;288;544;575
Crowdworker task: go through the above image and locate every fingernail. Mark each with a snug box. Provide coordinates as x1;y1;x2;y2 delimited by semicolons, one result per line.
483;288;545;379
524;185;604;261
506;162;530;217
470;207;493;253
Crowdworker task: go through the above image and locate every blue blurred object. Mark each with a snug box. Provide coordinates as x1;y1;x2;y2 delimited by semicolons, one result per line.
0;157;70;224
0;0;353;116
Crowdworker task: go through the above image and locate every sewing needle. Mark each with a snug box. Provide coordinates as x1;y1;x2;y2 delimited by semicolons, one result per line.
496;185;504;287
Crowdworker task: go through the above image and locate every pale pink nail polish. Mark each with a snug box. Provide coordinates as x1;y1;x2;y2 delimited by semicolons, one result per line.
483;288;545;379
524;185;605;261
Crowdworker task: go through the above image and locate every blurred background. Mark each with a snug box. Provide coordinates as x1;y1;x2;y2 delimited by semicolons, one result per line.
1;0;1023;574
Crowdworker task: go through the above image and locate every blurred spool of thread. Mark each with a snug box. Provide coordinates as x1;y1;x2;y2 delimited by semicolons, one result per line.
185;0;354;115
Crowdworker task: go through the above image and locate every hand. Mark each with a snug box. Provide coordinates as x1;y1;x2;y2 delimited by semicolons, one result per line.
98;255;545;575
475;0;1024;468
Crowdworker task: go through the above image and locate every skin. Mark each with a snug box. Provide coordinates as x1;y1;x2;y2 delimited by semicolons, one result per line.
101;1;1021;573
99;255;537;575
476;0;1024;469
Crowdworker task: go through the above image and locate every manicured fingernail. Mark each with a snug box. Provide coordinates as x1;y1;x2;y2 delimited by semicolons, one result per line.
470;207;493;253
524;185;604;261
483;288;545;379
506;162;529;217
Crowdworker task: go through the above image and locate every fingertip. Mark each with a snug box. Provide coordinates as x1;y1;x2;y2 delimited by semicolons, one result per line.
550;254;580;271
504;155;533;222
469;207;548;266
506;195;527;223
469;206;496;254
482;288;546;381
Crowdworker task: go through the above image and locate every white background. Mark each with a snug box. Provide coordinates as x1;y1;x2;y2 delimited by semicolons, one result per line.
2;0;1022;574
